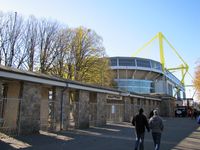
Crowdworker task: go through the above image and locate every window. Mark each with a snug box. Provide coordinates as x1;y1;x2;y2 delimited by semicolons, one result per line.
110;58;117;66
136;59;150;67
151;61;162;70
117;79;155;94
119;58;135;66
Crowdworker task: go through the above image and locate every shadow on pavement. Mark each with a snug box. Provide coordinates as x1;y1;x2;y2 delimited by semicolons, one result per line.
172;126;200;150
0;118;199;150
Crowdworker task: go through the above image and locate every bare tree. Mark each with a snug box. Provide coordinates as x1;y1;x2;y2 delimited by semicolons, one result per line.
0;12;114;87
38;19;60;73
50;28;73;78
0;12;23;67
17;16;38;71
0;12;3;64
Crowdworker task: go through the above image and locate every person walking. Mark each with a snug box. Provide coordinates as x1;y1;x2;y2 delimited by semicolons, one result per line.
132;108;150;150
149;109;164;150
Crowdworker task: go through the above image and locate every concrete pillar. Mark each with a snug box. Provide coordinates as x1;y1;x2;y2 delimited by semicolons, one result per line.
62;89;70;130
20;82;41;134
0;81;2;100
48;87;69;131
160;100;169;117
89;92;97;126
0;82;3;126
133;98;138;115
77;90;89;129
54;87;62;131
124;97;131;122
130;98;134;120
143;99;148;116
4;81;20;129
169;99;175;117
96;93;106;126
160;97;175;117
148;100;153;112
54;87;70;131
40;87;49;131
147;99;151;115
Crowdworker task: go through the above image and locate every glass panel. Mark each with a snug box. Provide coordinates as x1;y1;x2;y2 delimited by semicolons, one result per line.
110;58;117;66
119;58;135;66
151;60;162;70
116;79;154;94
136;59;151;67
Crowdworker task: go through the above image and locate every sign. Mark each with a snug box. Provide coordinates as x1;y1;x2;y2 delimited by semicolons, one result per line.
106;94;122;100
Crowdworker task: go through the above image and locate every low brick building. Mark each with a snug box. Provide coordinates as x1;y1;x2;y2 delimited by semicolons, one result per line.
0;65;173;135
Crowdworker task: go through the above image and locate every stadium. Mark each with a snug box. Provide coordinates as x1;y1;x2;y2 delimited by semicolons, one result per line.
110;56;185;99
109;32;189;101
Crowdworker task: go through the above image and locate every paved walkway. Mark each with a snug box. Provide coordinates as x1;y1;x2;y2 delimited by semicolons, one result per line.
0;118;200;150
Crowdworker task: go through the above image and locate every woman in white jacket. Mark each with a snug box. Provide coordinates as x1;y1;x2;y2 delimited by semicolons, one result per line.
149;110;164;150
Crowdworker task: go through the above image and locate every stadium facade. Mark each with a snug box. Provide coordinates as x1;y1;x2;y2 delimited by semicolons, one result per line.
110;57;185;99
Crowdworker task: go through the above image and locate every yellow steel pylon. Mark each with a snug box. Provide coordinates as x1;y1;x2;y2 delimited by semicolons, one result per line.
133;32;189;86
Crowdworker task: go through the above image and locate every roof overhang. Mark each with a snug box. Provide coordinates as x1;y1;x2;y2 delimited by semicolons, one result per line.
0;67;120;95
0;65;162;100
0;70;66;87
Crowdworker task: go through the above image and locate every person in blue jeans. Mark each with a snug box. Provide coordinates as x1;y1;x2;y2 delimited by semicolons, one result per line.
149;110;164;150
132;108;150;150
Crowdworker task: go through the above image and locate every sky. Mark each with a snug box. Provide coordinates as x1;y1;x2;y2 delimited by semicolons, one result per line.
0;0;200;99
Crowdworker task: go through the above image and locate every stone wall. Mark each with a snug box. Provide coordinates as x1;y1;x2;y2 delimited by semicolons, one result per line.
52;87;70;131
0;82;4;127
143;99;150;116
124;97;132;122
0;70;175;135
54;87;62;131
20;82;41;134
45;87;69;131
0;80;165;135
0;82;2;113
106;99;124;122
89;92;97;126
77;90;90;129
96;93;106;126
40;87;49;131
169;99;175;117
122;97;162;122
132;98;139;116
62;89;70;130
160;96;175;117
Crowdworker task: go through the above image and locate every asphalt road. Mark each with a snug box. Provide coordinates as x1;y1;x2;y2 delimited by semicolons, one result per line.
0;117;200;150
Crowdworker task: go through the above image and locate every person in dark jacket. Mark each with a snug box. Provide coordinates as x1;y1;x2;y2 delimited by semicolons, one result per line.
149;109;164;150
132;108;150;150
